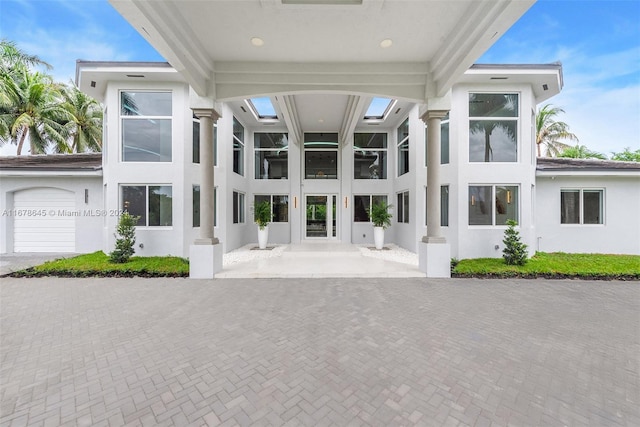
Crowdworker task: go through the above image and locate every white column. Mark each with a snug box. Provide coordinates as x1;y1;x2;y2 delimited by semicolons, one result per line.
419;109;450;278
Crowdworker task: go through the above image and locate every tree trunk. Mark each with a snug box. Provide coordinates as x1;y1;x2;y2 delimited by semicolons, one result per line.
484;128;491;162
16;129;27;155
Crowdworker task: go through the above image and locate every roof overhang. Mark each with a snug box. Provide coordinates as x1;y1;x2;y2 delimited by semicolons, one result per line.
109;0;535;102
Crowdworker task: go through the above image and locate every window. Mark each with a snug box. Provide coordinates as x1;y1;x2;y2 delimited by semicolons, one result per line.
397;118;409;176
233;117;244;175
397;191;409;223
425;186;449;226
122;185;172;227
254;195;289;223
425;113;450;166
193;186;218;228
193;118;217;165
233;191;245;224
354;133;387;179
121;91;172;162
561;189;603;224
364;98;396;121
246;97;278;121
304;133;338;179
469;93;518;162
353;195;387;222
468;185;518;225
255;133;288;179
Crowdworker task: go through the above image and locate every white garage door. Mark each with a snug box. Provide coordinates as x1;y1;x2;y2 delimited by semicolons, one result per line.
13;188;76;252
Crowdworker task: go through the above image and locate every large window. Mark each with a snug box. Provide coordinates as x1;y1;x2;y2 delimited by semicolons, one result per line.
193;186;217;228
122;185;172;227
561;189;604;224
304;133;338;179
354;133;387;179
425;113;450;166
254;133;288;179
469;93;518;162
353;195;388;222
233;117;244;175
424;186;449;227
397;119;409;176
193;118;217;165
233;191;245;224
397;191;409;223
254;195;289;223
121;92;172;162
468;185;518;225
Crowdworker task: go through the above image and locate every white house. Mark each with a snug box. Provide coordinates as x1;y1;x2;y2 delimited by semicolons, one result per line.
1;0;638;277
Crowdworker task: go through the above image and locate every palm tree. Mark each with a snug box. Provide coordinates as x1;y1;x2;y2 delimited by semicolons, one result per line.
0;70;69;155
1;39;52;75
469;93;517;162
61;84;103;152
536;104;578;157
558;144;606;160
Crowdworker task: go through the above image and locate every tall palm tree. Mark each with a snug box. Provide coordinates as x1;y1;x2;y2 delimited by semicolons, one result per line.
0;70;69;155
61;84;103;152
1;39;51;75
536;104;578;157
469;93;517;162
558;144;606;160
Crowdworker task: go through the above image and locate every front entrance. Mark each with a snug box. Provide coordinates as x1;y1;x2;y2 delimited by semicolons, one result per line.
305;194;337;239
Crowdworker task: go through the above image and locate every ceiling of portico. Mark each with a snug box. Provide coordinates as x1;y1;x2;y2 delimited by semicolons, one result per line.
109;0;535;101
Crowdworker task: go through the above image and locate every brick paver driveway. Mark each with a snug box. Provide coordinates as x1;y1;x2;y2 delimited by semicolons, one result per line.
1;278;638;426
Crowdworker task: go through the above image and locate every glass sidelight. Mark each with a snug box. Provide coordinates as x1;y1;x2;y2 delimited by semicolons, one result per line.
305;194;337;238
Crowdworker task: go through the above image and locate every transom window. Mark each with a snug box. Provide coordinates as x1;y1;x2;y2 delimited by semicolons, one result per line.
120;91;172;162
469;185;519;225
469;93;519;162
354;133;387;179
397;118;409;176
254;195;289;223
254;133;288;179
121;185;172;227
233;117;244;176
397;191;409;223
304;133;338;179
561;189;604;224
353;195;388;222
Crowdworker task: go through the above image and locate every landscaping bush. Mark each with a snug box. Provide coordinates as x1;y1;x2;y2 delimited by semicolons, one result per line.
110;212;140;263
502;219;528;265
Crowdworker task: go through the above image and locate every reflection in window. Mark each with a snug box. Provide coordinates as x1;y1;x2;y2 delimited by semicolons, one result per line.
121;92;172;162
233;117;244;175
426;186;450;226
254;195;289;223
397;119;409;176
561;189;603;224
353;195;387;222
233;191;245;224
122;185;172;227
254;133;288;179
354;133;387;179
469;185;518;225
304;133;338;179
469;93;518;163
397;191;409;223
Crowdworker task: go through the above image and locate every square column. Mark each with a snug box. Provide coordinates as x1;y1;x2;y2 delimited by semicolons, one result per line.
419;110;450;278
190;108;222;278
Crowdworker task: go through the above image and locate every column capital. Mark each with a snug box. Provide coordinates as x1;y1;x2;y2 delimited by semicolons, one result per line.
420;110;449;123
192;108;221;122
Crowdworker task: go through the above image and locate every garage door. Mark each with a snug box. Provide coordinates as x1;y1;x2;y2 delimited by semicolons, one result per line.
13;188;76;252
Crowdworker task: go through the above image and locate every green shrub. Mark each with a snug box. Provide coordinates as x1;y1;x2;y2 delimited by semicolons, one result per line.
254;200;272;230
368;201;393;229
110;212;140;263
502;219;528;265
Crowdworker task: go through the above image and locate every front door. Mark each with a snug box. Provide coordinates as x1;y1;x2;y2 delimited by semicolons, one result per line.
305;194;337;239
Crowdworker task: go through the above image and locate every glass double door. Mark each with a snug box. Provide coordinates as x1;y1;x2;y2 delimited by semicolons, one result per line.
305;194;337;239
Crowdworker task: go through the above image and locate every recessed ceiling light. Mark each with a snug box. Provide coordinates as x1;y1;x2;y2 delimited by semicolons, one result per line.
251;37;264;47
380;39;393;48
318;119;324;123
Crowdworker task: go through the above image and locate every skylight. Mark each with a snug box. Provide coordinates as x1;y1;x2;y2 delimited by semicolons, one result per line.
364;97;396;120
246;97;278;121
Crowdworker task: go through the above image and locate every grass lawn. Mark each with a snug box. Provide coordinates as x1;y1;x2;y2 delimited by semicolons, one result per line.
12;251;189;277
453;252;640;280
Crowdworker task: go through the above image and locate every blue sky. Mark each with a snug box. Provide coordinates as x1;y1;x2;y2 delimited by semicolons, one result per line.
1;0;638;156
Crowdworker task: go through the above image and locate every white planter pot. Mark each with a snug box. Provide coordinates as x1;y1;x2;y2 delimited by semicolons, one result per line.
373;226;385;250
258;226;269;249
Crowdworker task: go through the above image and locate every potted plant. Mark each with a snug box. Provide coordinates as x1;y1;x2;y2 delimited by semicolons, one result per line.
368;201;393;250
254;200;272;249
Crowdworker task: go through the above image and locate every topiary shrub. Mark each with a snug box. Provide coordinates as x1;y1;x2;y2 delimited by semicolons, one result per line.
110;212;140;263
502;219;528;265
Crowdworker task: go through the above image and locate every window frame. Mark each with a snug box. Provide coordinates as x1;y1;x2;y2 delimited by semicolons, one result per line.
254;133;289;180
424;185;449;227
560;188;604;225
193;185;217;228
304;133;339;179
121;184;173;228
233;191;245;224
353;194;388;223
254;194;289;223
233;117;245;176
353;133;388;180
425;113;450;166
468;93;519;163
397;118;410;176
468;184;519;226
120;91;173;163
193;117;217;166
396;191;410;224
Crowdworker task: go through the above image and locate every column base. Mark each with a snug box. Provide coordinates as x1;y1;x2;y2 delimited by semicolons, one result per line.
418;241;451;278
194;237;219;245
189;242;223;279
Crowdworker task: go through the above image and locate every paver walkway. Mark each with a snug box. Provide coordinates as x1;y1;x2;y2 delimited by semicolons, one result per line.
1;278;638;426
